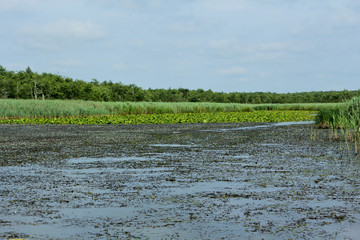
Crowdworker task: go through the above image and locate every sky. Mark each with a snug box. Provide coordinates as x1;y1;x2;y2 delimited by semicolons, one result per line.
1;0;359;93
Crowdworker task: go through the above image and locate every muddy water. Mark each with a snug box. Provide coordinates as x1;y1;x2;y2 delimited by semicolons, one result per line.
0;122;359;239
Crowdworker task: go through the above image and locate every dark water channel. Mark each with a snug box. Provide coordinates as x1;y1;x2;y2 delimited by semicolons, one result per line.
0;122;359;239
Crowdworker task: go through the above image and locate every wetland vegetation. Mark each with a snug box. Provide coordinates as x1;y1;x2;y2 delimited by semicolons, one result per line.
316;97;360;152
316;97;360;130
0;110;316;125
0;99;332;119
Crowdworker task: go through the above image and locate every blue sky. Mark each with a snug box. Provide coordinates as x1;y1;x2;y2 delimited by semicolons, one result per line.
1;0;359;93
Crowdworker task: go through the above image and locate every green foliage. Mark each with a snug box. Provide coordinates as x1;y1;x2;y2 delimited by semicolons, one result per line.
316;97;360;149
316;97;360;130
1;65;359;103
0;111;316;125
0;99;333;119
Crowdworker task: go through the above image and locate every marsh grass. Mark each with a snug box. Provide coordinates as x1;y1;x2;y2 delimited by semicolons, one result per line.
0;99;336;119
316;97;360;154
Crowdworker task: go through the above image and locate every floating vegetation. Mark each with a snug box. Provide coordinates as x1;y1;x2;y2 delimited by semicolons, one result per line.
0;110;316;125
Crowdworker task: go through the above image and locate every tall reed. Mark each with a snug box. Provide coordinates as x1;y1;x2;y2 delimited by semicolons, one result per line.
0;99;335;119
316;97;360;153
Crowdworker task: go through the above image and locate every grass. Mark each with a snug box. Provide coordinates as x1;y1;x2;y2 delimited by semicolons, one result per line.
316;97;360;129
0;99;319;126
0;99;337;119
316;97;360;153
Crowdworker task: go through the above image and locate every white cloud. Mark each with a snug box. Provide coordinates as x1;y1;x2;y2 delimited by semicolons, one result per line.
130;39;145;48
201;0;246;11
3;62;28;71
291;25;305;35
259;42;291;51
334;9;360;26
209;39;293;53
112;63;128;71
208;39;239;49
134;64;149;70
112;62;148;71
17;20;106;51
167;22;197;33
207;39;295;63
52;60;84;67
258;72;271;78
233;78;249;83
217;67;246;75
240;52;286;63
20;20;105;40
174;39;202;49
0;0;40;11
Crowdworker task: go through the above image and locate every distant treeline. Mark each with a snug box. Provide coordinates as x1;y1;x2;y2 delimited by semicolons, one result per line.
1;65;359;104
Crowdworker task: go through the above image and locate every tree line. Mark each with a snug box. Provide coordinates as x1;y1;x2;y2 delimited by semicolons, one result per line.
1;65;359;104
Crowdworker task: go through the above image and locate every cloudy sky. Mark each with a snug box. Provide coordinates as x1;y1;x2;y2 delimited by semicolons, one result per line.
1;0;359;93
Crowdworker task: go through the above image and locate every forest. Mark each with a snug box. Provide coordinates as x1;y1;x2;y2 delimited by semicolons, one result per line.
1;65;359;104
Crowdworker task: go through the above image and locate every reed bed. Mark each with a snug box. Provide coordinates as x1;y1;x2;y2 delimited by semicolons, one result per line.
0;99;336;119
316;97;360;129
316;97;360;152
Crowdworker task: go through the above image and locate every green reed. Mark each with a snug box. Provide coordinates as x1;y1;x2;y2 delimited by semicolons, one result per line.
0;99;335;119
316;97;360;153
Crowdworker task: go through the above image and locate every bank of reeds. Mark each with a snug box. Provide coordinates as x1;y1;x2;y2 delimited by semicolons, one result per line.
316;97;360;153
0;99;336;119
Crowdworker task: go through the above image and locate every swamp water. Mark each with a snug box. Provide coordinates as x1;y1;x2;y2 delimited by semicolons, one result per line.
0;122;359;239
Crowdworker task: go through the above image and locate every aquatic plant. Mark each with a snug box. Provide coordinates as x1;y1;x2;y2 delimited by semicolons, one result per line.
0;110;316;125
316;97;360;153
